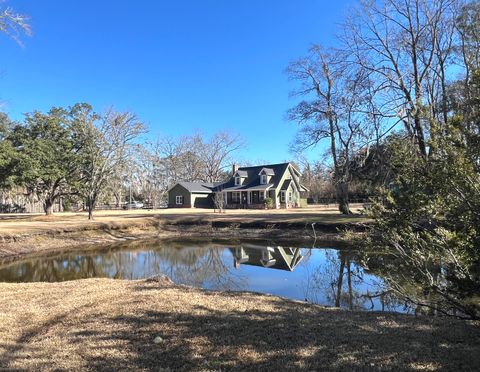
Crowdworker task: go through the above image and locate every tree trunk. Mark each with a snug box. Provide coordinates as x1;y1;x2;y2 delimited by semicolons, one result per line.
44;198;54;216
335;255;346;307
87;195;95;220
336;180;351;215
347;258;353;310
88;204;94;220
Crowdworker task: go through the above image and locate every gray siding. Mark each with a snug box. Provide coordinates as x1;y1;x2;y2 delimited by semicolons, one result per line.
168;184;213;208
168;184;192;208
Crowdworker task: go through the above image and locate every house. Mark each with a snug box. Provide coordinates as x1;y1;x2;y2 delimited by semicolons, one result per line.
229;245;304;271
167;162;308;209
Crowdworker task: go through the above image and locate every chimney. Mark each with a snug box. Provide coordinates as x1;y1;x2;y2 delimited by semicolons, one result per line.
232;163;239;174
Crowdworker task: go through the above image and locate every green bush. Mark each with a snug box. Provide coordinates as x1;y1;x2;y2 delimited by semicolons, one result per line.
264;197;274;209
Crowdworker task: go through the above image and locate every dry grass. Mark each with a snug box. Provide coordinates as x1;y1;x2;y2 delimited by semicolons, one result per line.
0;206;368;261
0;277;478;371
0;205;368;237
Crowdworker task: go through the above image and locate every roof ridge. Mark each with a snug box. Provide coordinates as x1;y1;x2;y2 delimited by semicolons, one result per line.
238;162;290;170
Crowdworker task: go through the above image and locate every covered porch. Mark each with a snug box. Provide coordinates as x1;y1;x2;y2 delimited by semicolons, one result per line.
222;188;277;209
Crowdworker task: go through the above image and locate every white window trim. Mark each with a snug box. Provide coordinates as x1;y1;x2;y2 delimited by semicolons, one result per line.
235;177;241;186
288;191;292;202
280;191;285;203
260;174;267;184
176;195;184;205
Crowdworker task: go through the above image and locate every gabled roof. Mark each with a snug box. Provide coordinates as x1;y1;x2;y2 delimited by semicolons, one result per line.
234;170;248;177
168;162;307;195
174;182;215;193
230;245;304;271
258;167;275;176
300;184;309;192
216;162;291;192
280;179;292;191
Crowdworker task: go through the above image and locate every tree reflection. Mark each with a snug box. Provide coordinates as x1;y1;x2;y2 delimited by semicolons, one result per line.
0;242;247;291
0;240;412;314
302;249;405;312
358;249;464;317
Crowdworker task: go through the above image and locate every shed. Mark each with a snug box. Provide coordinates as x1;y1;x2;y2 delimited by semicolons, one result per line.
167;182;214;208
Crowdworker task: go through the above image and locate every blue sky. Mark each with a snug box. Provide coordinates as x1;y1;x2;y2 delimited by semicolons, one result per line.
1;0;351;164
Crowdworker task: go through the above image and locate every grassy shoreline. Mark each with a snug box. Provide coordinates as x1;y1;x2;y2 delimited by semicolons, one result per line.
0;276;478;371
0;207;367;261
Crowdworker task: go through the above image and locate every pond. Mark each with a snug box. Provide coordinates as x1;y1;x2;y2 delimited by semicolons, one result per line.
0;238;411;314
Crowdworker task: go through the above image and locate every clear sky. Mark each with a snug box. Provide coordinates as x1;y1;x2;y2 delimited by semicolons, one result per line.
1;0;352;164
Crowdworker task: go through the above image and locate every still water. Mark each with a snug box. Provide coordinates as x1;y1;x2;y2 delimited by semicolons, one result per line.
0;239;409;313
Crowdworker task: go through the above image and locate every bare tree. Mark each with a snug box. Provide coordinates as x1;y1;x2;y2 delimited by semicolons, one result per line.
455;1;480;120
287;46;374;214
200;131;245;183
342;0;458;158
295;155;336;203
78;108;145;220
131;140;172;208
0;3;30;44
155;131;244;185
156;134;204;183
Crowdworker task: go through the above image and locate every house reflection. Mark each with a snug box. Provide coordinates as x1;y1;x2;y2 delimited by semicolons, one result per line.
230;246;304;271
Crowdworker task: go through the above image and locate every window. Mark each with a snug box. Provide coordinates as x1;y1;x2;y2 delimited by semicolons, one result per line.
280;191;285;203
232;192;241;203
260;174;267;184
235;177;241;186
260;192;265;201
176;195;184;205
289;192;292;202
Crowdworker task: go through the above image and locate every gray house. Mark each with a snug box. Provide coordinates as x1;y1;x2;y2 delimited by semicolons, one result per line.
168;162;307;209
229;245;304;271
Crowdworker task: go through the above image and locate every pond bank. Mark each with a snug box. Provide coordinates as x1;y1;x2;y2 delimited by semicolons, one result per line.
0;209;367;262
0;276;478;371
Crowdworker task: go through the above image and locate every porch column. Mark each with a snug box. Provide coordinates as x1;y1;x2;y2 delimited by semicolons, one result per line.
247;191;251;204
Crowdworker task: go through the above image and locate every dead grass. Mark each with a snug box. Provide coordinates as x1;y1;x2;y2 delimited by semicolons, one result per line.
0;205;369;237
0;277;478;371
0;206;368;261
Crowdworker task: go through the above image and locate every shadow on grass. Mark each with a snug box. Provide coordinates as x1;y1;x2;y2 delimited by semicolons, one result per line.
82;302;480;371
1;284;479;371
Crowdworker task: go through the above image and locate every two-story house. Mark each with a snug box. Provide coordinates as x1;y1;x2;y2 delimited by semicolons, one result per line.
167;162;308;209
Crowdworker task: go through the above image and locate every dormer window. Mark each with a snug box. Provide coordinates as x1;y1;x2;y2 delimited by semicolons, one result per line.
234;170;247;185
258;168;274;185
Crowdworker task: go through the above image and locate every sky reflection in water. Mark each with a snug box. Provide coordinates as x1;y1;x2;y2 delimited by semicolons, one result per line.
0;240;409;313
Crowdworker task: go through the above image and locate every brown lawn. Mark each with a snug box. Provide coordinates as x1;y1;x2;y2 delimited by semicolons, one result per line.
0;205;368;238
0;277;478;371
0;205;368;262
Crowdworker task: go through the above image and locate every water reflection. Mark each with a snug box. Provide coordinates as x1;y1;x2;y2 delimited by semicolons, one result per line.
231;246;304;271
301;250;406;313
0;240;409;313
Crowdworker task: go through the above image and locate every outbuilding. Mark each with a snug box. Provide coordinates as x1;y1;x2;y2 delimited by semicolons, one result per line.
167;182;214;208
